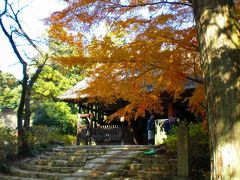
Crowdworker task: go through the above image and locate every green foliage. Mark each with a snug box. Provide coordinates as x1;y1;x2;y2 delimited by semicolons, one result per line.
32;65;83;102
0;125;17;173
163;125;178;151
0;126;17;161
0;71;21;111
0;125;76;170
0;86;21;110
0;71;18;90
32;102;77;135
31;64;83;116
163;122;209;179
28;126;76;153
188;123;210;179
189;123;209;150
163;122;208;151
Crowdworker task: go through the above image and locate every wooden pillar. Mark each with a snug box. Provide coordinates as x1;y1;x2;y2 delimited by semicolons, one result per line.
87;104;90;114
78;103;82;113
93;104;96;127
94;104;98;127
168;100;176;118
97;107;100;125
77;103;82;145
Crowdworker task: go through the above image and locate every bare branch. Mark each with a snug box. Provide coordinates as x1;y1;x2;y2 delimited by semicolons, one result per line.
0;18;27;69
110;0;192;9
0;0;8;17
8;3;43;56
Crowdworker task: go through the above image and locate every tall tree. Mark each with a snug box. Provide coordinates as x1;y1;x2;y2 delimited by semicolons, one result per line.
191;1;240;178
47;0;239;178
0;0;48;155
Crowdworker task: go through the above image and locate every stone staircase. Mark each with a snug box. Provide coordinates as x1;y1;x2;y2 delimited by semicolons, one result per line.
0;145;177;180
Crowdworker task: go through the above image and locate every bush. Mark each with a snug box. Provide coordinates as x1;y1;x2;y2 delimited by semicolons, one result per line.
28;126;76;151
163;125;178;151
188;123;210;179
0;125;76;173
0;126;17;161
163;122;208;150
0;126;17;173
32;102;77;135
163;122;210;179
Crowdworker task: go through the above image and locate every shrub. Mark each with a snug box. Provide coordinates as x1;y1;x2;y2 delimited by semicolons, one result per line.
0;126;17;161
28;125;76;152
32;102;77;135
163;125;178;151
0;125;76;173
163;122;210;179
0;126;17;173
188;123;210;179
163;122;208;150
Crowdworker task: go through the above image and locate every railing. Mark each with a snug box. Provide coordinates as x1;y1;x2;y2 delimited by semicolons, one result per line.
77;124;133;145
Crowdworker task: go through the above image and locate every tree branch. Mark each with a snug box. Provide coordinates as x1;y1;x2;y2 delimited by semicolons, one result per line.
185;76;203;84
0;0;8;17
8;3;43;56
0;18;28;80
29;56;48;89
111;0;192;8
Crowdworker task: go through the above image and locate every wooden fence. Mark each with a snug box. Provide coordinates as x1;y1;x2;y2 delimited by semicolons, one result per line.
77;124;134;145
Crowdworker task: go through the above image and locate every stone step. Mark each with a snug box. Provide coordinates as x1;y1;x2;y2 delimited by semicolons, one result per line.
19;164;81;173
63;145;151;150
43;151;103;157
168;158;178;164
9;167;122;179
81;161;127;172
130;158;169;164
9;168;101;179
111;178;142;180
116;168;175;180
132;154;177;162
32;159;87;167
137;170;174;180
117;168;139;177
52;148;105;154
33;155;87;161
127;163;175;171
10;167;69;179
3;145;177;179
0;174;39;180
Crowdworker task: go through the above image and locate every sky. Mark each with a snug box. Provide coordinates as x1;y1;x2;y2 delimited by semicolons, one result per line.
0;0;66;79
0;0;152;79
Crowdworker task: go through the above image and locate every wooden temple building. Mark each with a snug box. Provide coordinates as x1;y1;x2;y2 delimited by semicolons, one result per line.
58;78;197;145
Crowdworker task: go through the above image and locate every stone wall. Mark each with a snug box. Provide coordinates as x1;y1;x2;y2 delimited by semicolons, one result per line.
0;109;17;128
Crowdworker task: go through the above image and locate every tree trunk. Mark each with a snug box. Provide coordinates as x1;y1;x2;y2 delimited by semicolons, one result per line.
24;87;31;130
1;1;47;157
17;77;30;156
192;0;240;179
17;82;25;133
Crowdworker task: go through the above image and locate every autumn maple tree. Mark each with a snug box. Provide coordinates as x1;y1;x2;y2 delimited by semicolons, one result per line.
47;0;239;179
48;1;202;118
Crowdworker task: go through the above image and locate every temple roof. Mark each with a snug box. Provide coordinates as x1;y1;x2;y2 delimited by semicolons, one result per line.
58;76;196;103
57;77;92;102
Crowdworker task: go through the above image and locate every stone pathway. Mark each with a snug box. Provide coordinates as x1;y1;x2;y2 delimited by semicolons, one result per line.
0;145;177;180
